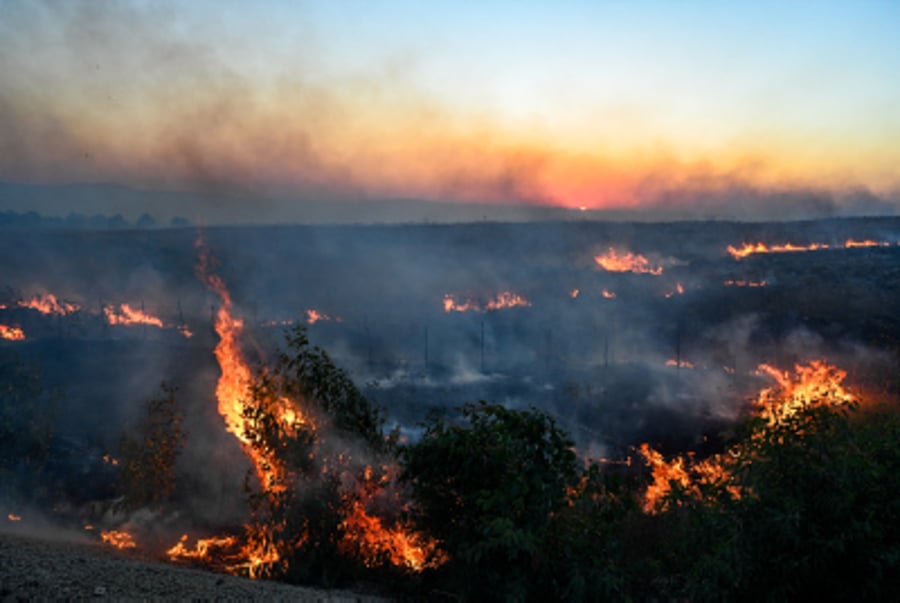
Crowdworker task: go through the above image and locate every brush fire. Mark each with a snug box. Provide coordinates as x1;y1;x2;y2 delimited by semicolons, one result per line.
3;217;898;599
594;248;663;275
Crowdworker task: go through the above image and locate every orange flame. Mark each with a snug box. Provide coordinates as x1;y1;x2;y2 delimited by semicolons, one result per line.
664;282;684;298
638;444;739;513
443;291;531;313
18;293;80;315
7;513;21;521
103;303;164;328
167;534;238;562
0;324;25;341
727;239;895;259
594;248;663;275
339;500;446;572
601;289;617;299
100;529;136;550
570;288;580;298
754;360;856;424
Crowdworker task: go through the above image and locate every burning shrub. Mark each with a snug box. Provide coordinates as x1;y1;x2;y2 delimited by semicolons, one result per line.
234;326;413;585
116;384;186;511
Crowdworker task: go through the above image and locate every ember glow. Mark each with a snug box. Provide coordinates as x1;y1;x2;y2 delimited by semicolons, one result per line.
601;289;617;299
443;291;531;313
665;359;695;369
18;293;80;316
306;309;341;325
594;248;663;275
100;529;137;550
724;279;767;287
569;289;580;299
664;283;685;298
0;324;25;341
7;513;21;521
103;303;164;328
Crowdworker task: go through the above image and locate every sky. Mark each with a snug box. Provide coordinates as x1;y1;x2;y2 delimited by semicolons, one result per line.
1;0;899;222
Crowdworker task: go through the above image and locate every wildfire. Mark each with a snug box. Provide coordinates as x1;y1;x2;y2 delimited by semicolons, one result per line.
727;239;895;259
442;291;531;313
339;502;446;572
100;529;137;550
601;289;617;299
167;534;239;563
638;444;739;513
570;288;580;299
103;303;164;328
306;309;341;325
665;359;695;369
7;513;21;521
18;293;80;315
724;279;767;287
594;248;663;276
0;324;25;341
754;360;856;425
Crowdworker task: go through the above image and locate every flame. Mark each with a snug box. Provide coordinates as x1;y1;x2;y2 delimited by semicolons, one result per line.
844;238;892;249
443;291;531;313
664;282;684;298
727;239;895;259
167;534;239;562
306;309;341;324
601;289;616;299
0;324;25;341
7;513;21;521
100;529;136;550
339;500;446;572
594;248;663;275
103;303;164;328
665;359;695;369
102;453;119;466
570;288;580;298
724;279;767;287
178;325;194;338
485;291;531;310
18;293;80;315
638;444;739;513
754;360;856;425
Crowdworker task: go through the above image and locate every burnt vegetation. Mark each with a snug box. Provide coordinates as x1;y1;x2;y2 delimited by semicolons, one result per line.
1;217;899;599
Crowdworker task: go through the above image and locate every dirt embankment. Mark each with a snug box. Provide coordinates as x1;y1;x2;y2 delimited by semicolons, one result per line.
0;530;388;601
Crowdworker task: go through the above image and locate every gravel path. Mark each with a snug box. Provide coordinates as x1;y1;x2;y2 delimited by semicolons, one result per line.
0;530;389;601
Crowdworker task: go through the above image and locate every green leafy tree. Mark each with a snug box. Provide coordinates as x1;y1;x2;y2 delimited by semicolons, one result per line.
401;401;579;601
117;384;186;511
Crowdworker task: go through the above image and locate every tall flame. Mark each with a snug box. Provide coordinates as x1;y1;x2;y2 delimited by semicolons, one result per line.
754;360;855;424
594;248;663;275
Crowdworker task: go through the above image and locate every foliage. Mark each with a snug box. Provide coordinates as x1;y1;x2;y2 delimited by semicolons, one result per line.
0;353;56;505
117;383;186;511
238;326;389;585
400;401;579;600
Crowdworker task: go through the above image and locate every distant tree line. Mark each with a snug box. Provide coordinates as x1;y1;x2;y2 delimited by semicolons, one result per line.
0;210;192;230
